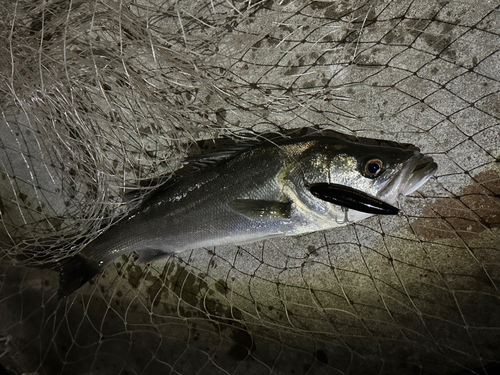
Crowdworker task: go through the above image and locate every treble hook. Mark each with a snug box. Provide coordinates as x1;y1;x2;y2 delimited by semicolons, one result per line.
335;207;349;224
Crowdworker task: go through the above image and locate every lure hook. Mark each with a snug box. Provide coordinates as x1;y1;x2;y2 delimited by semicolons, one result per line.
335;207;349;224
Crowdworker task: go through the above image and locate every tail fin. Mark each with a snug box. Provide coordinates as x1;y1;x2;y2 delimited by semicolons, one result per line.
55;254;102;298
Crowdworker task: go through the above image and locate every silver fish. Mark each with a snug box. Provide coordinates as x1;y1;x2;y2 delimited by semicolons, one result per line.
56;135;437;296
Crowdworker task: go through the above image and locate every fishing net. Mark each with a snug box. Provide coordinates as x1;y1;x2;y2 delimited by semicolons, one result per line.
1;0;499;373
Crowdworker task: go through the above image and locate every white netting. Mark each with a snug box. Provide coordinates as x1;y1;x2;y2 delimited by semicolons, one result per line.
1;0;500;374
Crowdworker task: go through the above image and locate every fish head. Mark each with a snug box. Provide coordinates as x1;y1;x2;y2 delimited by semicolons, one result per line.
284;138;437;222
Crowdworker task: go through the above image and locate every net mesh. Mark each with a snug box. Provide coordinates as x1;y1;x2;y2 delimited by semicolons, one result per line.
1;0;500;374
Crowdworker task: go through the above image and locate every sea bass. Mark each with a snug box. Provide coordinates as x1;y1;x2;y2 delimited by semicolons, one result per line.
56;135;437;296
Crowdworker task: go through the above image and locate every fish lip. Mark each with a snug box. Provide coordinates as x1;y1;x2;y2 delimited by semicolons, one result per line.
378;153;437;203
401;155;437;196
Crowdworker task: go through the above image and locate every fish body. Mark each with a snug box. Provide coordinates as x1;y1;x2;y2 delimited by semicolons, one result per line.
57;135;437;296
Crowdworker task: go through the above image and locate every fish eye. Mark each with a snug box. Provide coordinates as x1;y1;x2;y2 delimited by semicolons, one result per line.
364;159;383;178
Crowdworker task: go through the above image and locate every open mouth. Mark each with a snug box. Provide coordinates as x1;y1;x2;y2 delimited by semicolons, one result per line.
401;155;438;196
377;153;438;204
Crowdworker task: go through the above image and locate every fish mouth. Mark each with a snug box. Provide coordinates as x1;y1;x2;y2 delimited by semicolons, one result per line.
402;155;438;195
379;153;437;203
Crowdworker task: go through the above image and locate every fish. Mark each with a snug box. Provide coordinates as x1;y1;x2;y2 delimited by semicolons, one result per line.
55;134;437;297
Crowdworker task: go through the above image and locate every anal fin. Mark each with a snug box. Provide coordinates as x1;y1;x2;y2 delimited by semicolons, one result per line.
136;249;171;264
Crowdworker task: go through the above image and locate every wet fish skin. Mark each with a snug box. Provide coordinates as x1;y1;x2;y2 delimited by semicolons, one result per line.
55;135;437;297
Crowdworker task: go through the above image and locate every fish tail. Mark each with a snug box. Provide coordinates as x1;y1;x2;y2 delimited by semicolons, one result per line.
55;254;102;298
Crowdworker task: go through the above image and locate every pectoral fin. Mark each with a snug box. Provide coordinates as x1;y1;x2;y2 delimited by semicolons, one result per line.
309;183;399;215
230;199;292;219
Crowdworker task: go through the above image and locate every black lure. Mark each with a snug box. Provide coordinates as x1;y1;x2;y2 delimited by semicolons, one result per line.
309;183;399;215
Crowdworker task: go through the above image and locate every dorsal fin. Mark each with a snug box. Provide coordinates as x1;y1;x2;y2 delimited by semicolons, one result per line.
181;142;257;171
131;139;275;209
126;130;312;210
